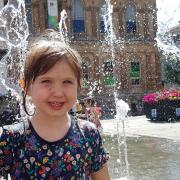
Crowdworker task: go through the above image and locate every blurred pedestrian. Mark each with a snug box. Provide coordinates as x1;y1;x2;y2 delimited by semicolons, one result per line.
85;98;102;129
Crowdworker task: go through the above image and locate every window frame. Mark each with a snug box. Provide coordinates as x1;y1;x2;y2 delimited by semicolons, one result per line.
72;0;85;33
124;3;137;33
130;61;141;85
103;61;116;86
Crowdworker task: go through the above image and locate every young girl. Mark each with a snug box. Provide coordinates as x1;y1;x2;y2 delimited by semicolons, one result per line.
0;39;110;179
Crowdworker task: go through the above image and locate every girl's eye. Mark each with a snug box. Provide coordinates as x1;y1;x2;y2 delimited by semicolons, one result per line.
41;80;51;84
64;80;72;84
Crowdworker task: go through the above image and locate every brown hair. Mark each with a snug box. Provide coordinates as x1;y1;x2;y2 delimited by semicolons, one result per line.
23;40;82;115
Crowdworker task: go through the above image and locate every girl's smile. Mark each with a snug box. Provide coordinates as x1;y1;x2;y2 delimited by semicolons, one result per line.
48;101;65;110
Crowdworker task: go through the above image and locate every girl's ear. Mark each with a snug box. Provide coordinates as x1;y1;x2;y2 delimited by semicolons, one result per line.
26;85;32;96
27;89;31;96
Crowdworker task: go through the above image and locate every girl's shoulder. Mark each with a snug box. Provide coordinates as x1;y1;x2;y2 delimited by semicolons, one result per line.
76;119;99;137
77;119;96;130
0;120;30;139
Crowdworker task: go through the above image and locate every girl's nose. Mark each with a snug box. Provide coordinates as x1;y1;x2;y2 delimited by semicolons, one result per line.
51;84;64;97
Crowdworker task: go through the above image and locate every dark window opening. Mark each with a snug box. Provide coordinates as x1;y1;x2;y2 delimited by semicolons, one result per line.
100;20;105;33
73;20;85;33
131;79;140;85
104;61;115;86
126;21;136;33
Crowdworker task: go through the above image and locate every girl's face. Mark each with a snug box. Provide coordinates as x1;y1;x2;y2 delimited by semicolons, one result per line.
28;60;78;120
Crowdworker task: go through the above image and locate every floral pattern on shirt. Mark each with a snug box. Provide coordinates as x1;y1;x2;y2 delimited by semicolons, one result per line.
0;117;109;179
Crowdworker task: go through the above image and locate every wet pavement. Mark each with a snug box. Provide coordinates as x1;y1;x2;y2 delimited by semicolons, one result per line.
101;115;180;140
101;116;180;180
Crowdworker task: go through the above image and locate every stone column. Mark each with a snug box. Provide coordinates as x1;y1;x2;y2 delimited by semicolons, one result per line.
85;6;92;37
113;7;121;38
39;0;47;32
120;50;130;91
146;53;157;90
32;0;41;34
91;7;99;38
147;10;156;40
118;7;125;38
137;9;145;40
141;54;148;91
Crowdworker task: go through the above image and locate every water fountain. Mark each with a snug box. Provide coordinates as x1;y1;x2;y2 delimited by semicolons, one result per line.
0;0;29;122
58;9;69;43
100;1;130;179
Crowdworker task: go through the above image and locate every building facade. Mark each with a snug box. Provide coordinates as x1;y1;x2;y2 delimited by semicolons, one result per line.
168;24;180;47
0;0;162;117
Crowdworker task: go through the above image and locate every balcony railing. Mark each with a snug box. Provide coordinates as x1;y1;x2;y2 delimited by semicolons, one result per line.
70;33;98;42
68;32;154;43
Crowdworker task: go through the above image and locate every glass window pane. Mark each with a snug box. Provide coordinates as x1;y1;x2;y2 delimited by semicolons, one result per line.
103;61;115;85
130;62;141;79
125;3;137;33
72;0;85;33
73;20;85;33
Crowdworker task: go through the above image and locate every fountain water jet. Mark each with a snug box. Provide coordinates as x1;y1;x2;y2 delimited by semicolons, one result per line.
0;0;29;119
101;0;130;179
59;9;69;43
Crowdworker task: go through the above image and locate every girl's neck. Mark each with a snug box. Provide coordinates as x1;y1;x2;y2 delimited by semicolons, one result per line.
30;113;71;142
32;112;69;125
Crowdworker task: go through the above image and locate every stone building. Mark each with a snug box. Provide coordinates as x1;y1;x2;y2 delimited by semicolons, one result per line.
0;0;162;117
168;24;180;47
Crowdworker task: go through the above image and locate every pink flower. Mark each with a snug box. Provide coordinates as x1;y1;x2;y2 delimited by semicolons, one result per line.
143;93;158;104
143;89;180;104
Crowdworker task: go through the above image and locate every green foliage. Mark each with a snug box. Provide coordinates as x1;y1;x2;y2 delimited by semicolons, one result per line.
104;75;115;86
164;53;180;85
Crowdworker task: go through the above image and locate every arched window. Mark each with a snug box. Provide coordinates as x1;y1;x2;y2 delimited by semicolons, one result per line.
130;61;141;85
72;0;85;33
125;3;137;33
100;1;106;33
82;62;89;87
103;61;115;86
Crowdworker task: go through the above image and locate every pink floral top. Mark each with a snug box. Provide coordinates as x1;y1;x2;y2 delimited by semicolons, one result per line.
0;117;109;179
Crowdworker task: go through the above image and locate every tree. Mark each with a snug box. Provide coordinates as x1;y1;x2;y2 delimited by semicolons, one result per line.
164;53;180;85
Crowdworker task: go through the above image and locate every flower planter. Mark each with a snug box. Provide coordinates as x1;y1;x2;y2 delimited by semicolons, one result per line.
144;99;180;121
143;89;180;121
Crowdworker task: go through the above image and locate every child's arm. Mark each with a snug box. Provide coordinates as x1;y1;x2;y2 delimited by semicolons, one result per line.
91;163;111;180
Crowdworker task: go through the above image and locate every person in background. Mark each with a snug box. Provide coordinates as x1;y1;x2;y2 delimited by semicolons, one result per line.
0;36;110;179
76;100;87;120
76;99;82;114
85;98;102;129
